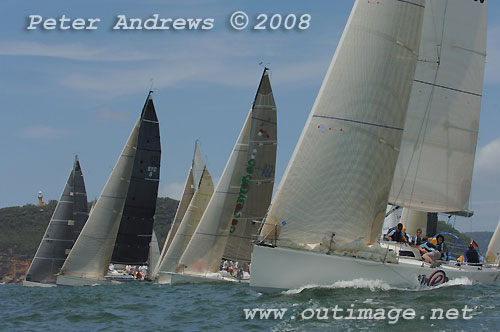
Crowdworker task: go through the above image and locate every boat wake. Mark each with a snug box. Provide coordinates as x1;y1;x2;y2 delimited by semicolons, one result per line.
282;279;393;294
432;277;474;289
281;277;475;295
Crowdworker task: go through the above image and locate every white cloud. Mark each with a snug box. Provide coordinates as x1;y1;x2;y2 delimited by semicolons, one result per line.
159;182;186;200
18;125;64;139
475;137;500;175
95;108;129;123
0;41;161;62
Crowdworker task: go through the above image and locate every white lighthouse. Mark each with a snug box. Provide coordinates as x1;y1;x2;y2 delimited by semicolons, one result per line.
37;191;43;206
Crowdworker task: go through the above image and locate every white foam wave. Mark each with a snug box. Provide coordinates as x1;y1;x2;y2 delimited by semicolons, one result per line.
282;278;393;294
281;276;475;295
434;277;474;288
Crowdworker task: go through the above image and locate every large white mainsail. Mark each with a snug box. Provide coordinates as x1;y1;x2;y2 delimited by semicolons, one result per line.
58;118;140;282
156;169;214;283
178;69;276;276
486;220;500;264
152;141;206;279
389;0;488;214
261;0;426;247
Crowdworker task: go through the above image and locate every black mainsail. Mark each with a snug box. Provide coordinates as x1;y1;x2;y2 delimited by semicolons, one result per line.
111;91;161;265
25;156;89;285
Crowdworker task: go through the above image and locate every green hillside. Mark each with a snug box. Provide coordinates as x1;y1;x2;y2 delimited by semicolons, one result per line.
0;197;178;260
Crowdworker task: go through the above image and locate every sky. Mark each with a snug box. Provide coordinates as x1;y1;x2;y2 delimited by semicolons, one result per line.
0;0;499;233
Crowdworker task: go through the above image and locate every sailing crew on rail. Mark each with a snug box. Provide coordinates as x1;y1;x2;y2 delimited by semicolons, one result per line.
420;235;447;266
384;223;407;243
410;228;425;247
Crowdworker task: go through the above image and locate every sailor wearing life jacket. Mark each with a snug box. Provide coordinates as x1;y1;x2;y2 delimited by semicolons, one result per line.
410;228;425;246
384;223;407;243
420;235;447;266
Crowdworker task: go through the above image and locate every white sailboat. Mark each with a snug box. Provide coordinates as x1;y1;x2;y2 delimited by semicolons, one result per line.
151;141;209;280
155;143;215;284
57;92;160;286
250;0;500;293
166;68;277;284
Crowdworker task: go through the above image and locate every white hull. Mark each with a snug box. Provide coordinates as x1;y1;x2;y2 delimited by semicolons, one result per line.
163;272;249;285
56;275;114;286
250;245;500;293
22;280;57;288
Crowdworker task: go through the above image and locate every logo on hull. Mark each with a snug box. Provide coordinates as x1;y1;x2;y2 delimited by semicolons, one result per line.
418;270;449;286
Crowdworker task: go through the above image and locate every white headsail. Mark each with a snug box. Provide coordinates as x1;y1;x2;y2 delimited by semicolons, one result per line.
389;0;488;214
59;119;140;280
148;230;161;277
152;141;206;279
156;169;214;282
261;0;426;247
486;220;500;264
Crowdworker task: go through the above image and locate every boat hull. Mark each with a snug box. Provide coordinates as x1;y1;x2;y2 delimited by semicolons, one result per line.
250;245;500;293
165;272;249;285
22;280;57;288
56;275;113;286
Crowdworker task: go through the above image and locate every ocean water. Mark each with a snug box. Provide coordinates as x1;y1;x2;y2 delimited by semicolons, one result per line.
1;280;499;331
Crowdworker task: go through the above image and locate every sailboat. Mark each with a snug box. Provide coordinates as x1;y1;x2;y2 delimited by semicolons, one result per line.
486;220;500;265
23;156;89;287
56;91;160;286
151;141;209;280
155;142;214;283
250;0;500;293
155;146;214;284
166;68;277;284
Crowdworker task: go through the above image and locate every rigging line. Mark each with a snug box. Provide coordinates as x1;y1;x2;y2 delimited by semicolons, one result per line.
393;0;448;207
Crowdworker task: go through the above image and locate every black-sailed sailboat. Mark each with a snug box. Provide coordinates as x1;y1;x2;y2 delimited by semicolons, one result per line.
23;156;89;287
57;91;161;286
111;91;161;265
